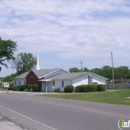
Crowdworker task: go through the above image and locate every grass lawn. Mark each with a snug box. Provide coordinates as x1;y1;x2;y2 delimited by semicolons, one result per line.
40;89;130;106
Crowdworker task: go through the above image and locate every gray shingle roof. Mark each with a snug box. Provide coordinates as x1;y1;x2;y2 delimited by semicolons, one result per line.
51;72;108;80
14;72;29;79
32;68;59;78
14;68;60;79
51;72;86;80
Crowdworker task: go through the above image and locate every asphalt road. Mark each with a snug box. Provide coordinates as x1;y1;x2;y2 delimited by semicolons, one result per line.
0;92;130;130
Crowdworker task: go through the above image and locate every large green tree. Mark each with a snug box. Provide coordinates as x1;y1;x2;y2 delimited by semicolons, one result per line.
0;37;17;71
12;52;37;74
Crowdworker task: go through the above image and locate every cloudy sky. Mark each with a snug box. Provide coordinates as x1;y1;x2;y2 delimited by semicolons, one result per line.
0;0;130;77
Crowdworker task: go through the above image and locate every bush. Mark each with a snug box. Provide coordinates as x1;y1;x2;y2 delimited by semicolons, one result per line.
27;84;33;91
85;85;97;92
24;88;28;91
32;84;39;92
75;84;106;92
75;85;86;92
54;87;60;92
0;82;2;88
97;84;106;91
19;85;27;91
64;85;74;93
11;86;19;91
9;82;13;88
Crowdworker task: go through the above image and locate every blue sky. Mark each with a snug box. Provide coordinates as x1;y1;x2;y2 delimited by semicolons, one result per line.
0;0;130;77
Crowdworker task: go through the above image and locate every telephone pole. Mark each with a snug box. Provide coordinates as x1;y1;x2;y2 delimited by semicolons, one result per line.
81;61;83;84
111;52;115;89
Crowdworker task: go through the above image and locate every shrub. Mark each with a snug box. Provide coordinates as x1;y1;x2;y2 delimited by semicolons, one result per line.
75;85;86;92
64;85;74;93
9;82;13;88
24;88;28;91
75;84;97;92
85;85;97;92
19;85;27;91
54;87;60;92
11;86;19;91
27;84;33;91
0;82;2;88
32;84;39;92
97;84;106;91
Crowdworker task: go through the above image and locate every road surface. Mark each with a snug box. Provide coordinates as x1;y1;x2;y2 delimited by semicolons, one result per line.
0;92;130;130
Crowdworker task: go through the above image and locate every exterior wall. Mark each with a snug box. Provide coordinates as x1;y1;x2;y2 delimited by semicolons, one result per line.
54;80;72;92
72;74;106;87
92;75;106;84
72;75;88;87
42;82;46;91
13;79;26;86
26;71;39;85
26;70;41;91
44;69;68;79
41;81;54;92
47;81;53;92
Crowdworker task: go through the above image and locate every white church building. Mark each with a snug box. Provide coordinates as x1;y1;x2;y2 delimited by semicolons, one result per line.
14;55;107;92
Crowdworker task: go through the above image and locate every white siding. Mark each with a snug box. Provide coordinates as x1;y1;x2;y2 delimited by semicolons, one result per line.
54;80;72;92
47;81;54;92
72;75;88;87
92;75;106;84
14;79;26;86
42;82;46;91
42;81;54;92
64;81;72;87
72;74;106;87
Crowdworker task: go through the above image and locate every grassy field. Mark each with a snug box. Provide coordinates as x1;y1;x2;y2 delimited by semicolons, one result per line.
40;89;130;106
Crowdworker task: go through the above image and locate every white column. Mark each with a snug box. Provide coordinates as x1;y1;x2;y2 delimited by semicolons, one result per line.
46;82;47;92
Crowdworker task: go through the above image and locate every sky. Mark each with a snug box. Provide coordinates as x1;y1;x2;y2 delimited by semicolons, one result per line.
0;0;130;77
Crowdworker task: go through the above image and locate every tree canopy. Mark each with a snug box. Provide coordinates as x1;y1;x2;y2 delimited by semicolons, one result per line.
0;37;17;71
12;52;37;74
69;65;130;80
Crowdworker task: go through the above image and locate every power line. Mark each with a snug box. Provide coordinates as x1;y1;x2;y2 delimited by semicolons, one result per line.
40;56;79;64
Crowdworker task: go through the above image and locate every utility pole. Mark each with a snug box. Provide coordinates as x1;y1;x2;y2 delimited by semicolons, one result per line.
81;61;83;85
81;61;83;72
111;52;115;89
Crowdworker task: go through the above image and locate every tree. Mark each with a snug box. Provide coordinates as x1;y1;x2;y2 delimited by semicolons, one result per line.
69;67;81;73
12;52;37;74
83;67;89;72
69;67;89;73
0;37;17;71
4;73;18;82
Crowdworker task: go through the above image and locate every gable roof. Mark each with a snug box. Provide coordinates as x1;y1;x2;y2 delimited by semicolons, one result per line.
50;72;108;80
14;72;29;79
31;68;59;78
14;68;65;79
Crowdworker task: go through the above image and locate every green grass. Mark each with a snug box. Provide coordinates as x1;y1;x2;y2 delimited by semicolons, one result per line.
40;89;130;106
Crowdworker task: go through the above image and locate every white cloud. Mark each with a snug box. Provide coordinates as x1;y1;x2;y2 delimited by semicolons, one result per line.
0;0;130;76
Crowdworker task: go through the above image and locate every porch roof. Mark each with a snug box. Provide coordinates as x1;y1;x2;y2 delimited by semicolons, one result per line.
39;79;52;82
